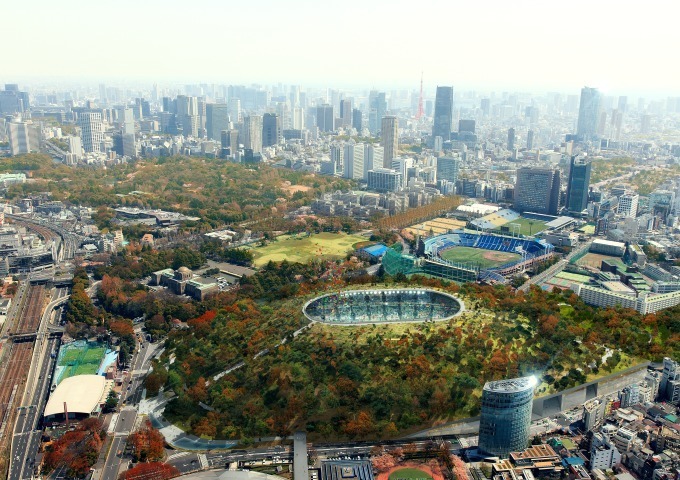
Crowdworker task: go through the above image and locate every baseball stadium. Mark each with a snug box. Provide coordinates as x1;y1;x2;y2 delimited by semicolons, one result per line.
382;231;554;284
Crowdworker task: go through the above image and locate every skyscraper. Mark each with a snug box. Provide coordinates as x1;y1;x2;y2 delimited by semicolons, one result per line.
368;91;387;135
660;357;680;405
243;115;263;153
576;87;602;140
436;156;460;183
618;193;639;218
117;107;134;136
364;145;384;178
352;108;362;131
565;155;592;214
478;376;536;458
381;116;398;167
206;104;230;140
433;86;454;141
8;120;38;155
228;98;242;123
292;107;305;130
526;130;535;150
458;119;475;133
77;111;104;153
262;113;280;147
316;104;334;132
340;99;352;127
343;143;364;181
507;128;516;151
514;168;561;215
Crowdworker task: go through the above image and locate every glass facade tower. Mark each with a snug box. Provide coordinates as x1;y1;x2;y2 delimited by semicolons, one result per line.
478;376;536;458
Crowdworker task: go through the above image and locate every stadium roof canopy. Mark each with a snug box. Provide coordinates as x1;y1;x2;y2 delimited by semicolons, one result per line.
44;374;108;418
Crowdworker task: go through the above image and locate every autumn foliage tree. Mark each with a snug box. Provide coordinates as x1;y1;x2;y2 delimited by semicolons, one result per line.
128;420;165;462
123;462;179;480
43;418;105;478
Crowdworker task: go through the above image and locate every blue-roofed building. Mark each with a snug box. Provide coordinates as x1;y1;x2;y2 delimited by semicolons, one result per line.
358;243;388;261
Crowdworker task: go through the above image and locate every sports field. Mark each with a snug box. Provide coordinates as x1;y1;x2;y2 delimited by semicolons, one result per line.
388;469;434;480
499;217;547;236
56;342;106;384
439;246;521;269
249;232;367;267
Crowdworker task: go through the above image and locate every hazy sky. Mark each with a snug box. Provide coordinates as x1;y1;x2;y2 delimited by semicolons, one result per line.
4;0;680;96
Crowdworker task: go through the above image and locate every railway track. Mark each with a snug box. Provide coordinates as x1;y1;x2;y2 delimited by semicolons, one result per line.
0;342;33;439
12;285;45;336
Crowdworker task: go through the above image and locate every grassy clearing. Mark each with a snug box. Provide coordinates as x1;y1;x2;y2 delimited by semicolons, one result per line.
389;469;434;480
248;232;367;267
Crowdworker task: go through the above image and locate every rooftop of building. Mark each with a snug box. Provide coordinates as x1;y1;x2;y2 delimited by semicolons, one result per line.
44;374;108;417
484;375;537;393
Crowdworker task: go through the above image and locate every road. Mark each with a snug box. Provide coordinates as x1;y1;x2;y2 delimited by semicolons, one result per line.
101;409;137;480
9;336;59;480
98;339;159;480
193;436;463;471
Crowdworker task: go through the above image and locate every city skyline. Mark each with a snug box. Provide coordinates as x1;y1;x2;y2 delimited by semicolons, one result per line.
3;0;680;97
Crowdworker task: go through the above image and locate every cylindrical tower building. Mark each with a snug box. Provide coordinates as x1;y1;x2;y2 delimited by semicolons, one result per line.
478;376;536;458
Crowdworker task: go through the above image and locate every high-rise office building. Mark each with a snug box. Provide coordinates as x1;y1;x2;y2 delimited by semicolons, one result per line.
381;116;398;168
340;99;352;127
68;136;83;159
330;144;343;172
228;98;242;123
433;86;454;141
8;120;38;155
507;128;515;150
316;104;334;132
480;98;490;117
352;108;362;131
292;107;305;130
343;143;365;181
77;111;104;153
526;130;535;150
364;145;384;178
436;156;460;183
458;119;475;133
122;133;137;157
660;357;680;405
514;168;561;215
478;376;536;458
99;83;107;104
576;87;602;140
618;193;639;218
565;155;592;214
368;91;387;135
367;168;402;192
206;104;230;140
1;84;29;114
262;113;281;147
182;114;198;137
243;115;263;153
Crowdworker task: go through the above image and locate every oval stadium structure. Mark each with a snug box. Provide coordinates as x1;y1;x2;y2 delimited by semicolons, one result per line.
303;288;464;325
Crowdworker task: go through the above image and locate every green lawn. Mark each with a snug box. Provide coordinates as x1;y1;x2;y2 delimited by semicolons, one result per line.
440;246;521;269
248;232;367;267
389;469;433;480
501;217;547;236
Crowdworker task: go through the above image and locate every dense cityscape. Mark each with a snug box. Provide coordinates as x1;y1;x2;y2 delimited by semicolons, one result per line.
1;3;680;480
